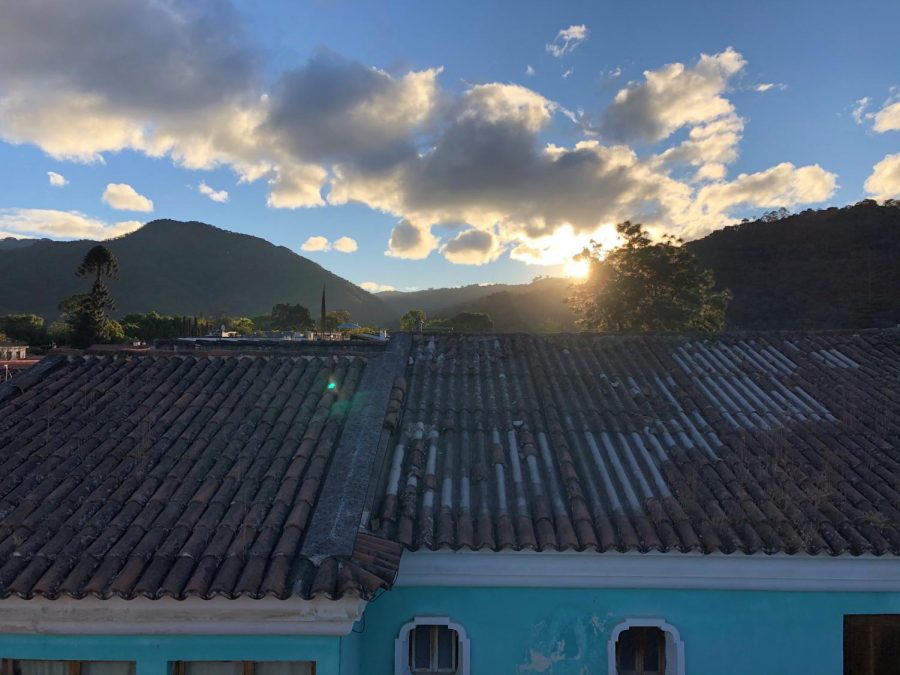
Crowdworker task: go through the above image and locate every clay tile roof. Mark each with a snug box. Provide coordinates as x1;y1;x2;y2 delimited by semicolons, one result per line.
370;330;900;556
0;351;401;600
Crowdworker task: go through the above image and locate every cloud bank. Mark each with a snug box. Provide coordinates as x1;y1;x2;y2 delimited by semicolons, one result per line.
0;2;841;266
0;209;141;240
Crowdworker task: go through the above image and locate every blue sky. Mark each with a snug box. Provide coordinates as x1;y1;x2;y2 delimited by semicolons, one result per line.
0;0;898;292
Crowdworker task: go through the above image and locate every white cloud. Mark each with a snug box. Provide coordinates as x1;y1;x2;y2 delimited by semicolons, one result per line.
360;281;397;292
865;153;900;201
197;180;229;203
47;171;68;187
102;183;153;212
873;100;900;133
853;97;872;124
525;65;536;77
300;235;331;252
546;25;588;58
600;47;745;143
386;220;438;259
332;236;358;253
0;208;141;239
299;235;358;253
853;91;900;132
687;162;837;237
441;228;504;265
753;83;785;93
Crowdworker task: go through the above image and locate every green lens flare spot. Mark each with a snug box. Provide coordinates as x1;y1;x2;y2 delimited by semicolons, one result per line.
327;381;337;390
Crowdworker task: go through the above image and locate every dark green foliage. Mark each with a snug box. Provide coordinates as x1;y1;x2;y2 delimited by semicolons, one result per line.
0;314;46;345
76;245;119;284
323;310;351;332
268;303;314;331
0;219;395;325
60;245;123;348
686;200;900;329
569;221;730;332
58;291;124;348
441;312;494;332
400;309;426;330
120;312;217;340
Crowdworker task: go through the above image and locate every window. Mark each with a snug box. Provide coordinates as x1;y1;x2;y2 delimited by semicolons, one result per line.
608;619;684;675
845;614;900;675
410;624;458;673
1;663;135;675
171;664;314;675
616;627;665;675
395;617;470;675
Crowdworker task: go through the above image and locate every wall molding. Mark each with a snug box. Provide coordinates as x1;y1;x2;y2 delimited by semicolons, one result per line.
0;596;366;635
395;550;900;592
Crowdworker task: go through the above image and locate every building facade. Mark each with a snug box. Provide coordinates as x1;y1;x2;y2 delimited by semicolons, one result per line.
0;331;898;674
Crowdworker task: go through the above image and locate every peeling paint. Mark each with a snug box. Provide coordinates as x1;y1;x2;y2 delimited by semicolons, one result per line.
517;609;615;674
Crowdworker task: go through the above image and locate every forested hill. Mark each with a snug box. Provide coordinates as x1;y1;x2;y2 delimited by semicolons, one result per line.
0;219;396;325
686;201;900;329
380;201;900;331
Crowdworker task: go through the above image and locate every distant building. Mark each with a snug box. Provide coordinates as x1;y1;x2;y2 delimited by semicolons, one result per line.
0;341;27;360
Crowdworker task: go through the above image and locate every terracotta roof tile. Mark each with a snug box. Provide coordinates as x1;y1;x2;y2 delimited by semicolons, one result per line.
0;352;402;600
371;331;900;556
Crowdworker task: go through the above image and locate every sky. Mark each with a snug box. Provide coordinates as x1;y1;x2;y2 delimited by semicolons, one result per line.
0;0;898;293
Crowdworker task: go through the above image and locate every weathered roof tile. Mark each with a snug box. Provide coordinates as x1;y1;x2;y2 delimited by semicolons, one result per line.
372;331;900;556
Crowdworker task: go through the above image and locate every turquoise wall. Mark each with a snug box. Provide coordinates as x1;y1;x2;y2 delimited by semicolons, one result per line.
356;586;900;674
2;588;899;674
0;635;353;675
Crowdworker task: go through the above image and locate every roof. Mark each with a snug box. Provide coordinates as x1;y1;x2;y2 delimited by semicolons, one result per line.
0;351;401;601
371;331;900;556
2;329;899;606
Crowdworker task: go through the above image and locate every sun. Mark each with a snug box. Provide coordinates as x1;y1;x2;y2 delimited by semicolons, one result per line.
564;257;590;279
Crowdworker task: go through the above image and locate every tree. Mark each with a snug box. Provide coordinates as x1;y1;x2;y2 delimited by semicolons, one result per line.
400;309;427;331
447;312;493;332
568;220;730;332
76;244;119;284
227;317;255;335
324;310;351;331
269;303;314;331
0;314;46;345
61;245;122;347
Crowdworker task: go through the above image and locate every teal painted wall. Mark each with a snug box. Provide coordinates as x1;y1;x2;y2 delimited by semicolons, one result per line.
2;588;899;674
356;586;900;674
0;635;344;675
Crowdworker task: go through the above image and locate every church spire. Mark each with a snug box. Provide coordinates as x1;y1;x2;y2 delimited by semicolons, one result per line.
320;283;327;334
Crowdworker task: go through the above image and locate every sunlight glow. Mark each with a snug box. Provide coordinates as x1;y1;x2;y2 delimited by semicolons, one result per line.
564;257;590;278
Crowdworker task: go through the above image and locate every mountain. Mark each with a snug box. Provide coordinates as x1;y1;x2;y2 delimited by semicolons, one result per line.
685;201;900;329
0;238;46;251
0;219;396;326
381;201;900;331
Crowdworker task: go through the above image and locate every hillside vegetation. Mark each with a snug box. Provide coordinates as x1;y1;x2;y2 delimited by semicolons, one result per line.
0;219;396;326
686;200;900;329
383;201;900;331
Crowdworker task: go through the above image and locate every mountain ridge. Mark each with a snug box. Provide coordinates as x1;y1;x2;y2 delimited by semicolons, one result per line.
0;218;397;325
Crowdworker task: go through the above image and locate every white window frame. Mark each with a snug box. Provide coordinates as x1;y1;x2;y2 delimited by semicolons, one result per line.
394;616;470;675
608;618;685;675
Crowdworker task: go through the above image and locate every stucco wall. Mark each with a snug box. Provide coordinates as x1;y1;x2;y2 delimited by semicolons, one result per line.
356;586;900;674
0;635;348;675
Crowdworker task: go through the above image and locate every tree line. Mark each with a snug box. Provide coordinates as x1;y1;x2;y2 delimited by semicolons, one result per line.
3;218;737;349
0;245;372;349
